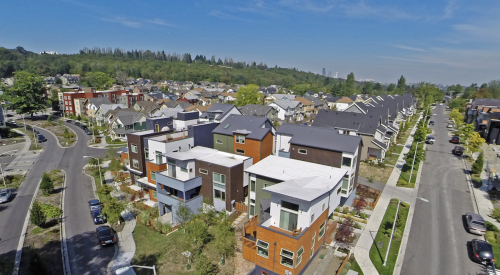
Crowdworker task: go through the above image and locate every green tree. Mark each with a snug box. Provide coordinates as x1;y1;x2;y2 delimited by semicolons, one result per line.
387;83;396;92
345;72;356;95
234;84;262;106
28;251;48;275
40;203;63;220
213;211;235;262
292;83;312;96
82;72;114;90
30;202;46;228
40;172;54;195
397;75;406;92
468;132;485;154
176;202;192;233
97;184;114;196
471;153;484;174
186;218;210;251
50;89;60;111
459;123;475;142
450;108;464;130
194;254;217;275
3;71;47;119
103;197;125;224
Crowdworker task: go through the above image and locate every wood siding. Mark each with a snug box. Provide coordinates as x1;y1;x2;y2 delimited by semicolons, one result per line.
121;152;129;166
261;131;274;163
235;202;248;212
289;144;343;167
145;161;167;184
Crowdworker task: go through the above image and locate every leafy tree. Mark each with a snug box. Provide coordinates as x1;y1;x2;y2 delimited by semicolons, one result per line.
450;108;464;129
194;254;217;275
471;152;484;175
82;71;114;90
103;197;125;224
354;196;367;214
335;216;356;249
176;202;192;233
97;184;114;196
234;84;262;106
292;83;312;96
186;218;210;251
106;147;119;160
387;83;396;92
40;172;54;195
50;89;60;111
374;82;383;91
115;71;127;85
459;123;475;142
405;142;426;169
345;72;356;95
471;87;492;99
468;132;485;154
30;201;46;228
39;203;63;220
397;75;406;92
413;126;427;143
28;251;48;275
3;71;47;119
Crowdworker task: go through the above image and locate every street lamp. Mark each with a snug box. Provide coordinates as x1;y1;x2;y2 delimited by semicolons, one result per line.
83;156;102;185
408;141;423;185
115;265;156;275
383;197;429;266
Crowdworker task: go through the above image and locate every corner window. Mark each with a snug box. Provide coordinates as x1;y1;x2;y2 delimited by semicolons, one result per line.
280;249;294;268
298;149;307;154
236;135;245;144
214;189;225;201
319;221;326;238
250;180;256;192
236;149;245;154
131;144;138;153
150;170;156;181
296;247;304;267
199;168;208;175
132;159;139;168
342;157;352;167
144;148;149;159
256;240;269;258
216;139;223;144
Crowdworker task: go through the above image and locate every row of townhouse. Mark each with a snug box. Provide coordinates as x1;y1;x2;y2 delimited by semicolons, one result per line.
465;98;500;144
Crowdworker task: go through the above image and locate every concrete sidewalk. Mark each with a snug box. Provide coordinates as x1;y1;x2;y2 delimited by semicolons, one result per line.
107;210;137;275
4;129;42;176
473;168;500;230
354;117;421;275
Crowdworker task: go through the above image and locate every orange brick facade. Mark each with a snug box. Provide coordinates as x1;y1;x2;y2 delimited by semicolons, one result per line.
233;132;273;164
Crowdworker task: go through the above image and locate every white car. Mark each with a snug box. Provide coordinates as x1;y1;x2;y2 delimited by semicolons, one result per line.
447;124;454;128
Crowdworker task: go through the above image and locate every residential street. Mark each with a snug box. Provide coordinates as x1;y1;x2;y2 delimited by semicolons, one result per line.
401;105;482;274
59;122;113;275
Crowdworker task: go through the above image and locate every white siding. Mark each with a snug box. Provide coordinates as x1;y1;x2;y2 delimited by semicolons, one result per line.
217;107;242;122
147;137;194;164
275;134;292;155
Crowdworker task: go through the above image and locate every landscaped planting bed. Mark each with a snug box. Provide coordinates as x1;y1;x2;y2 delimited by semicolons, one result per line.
19;119;77;147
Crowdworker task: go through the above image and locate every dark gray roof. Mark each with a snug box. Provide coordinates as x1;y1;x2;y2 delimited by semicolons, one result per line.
113;110;144;125
325;96;342;103
204;104;237;120
372;139;388;150
303;96;324;107
175;101;192;110
212;114;273;141
277;123;362;154
312;109;384;136
176;111;199;121
87;97;112;107
239;104;274;117
471;98;500;108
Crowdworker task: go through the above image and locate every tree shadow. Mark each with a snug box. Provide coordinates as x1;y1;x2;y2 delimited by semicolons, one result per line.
131;253;162;275
368;230;384;264
65;230;115;275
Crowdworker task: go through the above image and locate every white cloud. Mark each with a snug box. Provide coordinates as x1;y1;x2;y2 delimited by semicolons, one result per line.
443;0;457;19
101;17;143;28
146;19;175;27
391;44;427;52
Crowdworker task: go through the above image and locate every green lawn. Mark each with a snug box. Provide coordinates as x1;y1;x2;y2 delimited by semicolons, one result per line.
369;199;410;275
349;255;364;275
384;153;400;167
1;174;24;189
396;168;418;188
394;145;404;154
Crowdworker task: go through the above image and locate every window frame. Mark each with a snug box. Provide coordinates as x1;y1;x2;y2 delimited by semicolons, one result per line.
213;172;226;185
132;159;139;169
131;144;138;153
298;148;307;155
214;189;226;201
280;248;294;268
235;135;246;144
250;180;256;192
342;156;352;167
216;139;223;144
150;170;156;181
296;247;304;267
235;148;245;154
199;168;208;175
310;214;315;224
256;240;269;258
319;221;326;238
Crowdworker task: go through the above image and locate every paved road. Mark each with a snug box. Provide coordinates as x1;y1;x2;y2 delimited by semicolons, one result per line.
401;105;483;274
60;122;113;275
0;126;64;268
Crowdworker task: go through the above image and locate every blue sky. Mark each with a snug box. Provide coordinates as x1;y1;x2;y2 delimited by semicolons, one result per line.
1;0;499;85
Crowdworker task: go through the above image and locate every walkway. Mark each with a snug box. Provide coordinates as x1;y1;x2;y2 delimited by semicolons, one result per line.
4;129;41;176
108;210;137;275
354;116;421;275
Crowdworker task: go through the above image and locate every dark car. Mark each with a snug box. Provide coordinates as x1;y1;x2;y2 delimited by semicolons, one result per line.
471;239;495;265
66;120;72;123
37;134;47;142
425;136;435;144
96;226;116;246
84;129;92;135
74;122;81;127
429;121;435;126
6;114;13;117
451;136;460;144
88;199;101;211
453;146;464;155
91;209;107;224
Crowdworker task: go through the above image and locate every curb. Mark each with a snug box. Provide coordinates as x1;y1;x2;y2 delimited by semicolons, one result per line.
461;156;480;213
60;170;71;275
82;164;99;199
12;178;42;275
27;123;78;149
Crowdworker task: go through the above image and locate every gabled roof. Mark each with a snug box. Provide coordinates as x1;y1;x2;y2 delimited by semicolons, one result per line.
303;96;324;107
277;123;362;154
239;104;275;117
271;94;296;101
372;139;388;150
87;97;112;107
269;100;301;110
203;103;237;120
312;109;384;135
175;101;192;110
325;96;342;103
212;114;274;141
337;97;354;103
185;104;212;112
294;97;314;106
113;110;145;125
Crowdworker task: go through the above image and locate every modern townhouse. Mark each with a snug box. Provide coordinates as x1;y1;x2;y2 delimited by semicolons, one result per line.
133;101;161;116
238;105;278;119
242;156;347;275
73;98;87;117
465;98;500;126
294;97;315;114
328;96;353;111
108;110;148;138
275;123;362;203
199;103;242;123
212;115;275;164
85;97;112;119
268;100;303;121
303;96;327;111
154;147;253;223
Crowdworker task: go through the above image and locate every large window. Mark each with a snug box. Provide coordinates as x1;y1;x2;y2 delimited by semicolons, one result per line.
250;180;256;192
213;172;226;185
342;157;352;167
236;135;245;144
319;221;326;238
250;205;255;216
214;189;225;201
256;240;269;258
280;200;299;231
282;200;299;212
296;247;304;267
311;232;316;257
131;144;138;153
150;171;156;181
280;249;294;268
132;159;139;168
155;151;162;164
144;148;149;159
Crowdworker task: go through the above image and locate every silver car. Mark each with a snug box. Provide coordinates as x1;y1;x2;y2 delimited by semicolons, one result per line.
0;189;13;203
465;212;486;235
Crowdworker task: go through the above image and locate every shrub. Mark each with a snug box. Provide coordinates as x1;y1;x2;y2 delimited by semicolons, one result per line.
472;153;484;175
393;228;403;240
360;213;367;219
40;173;54;195
162;223;172;234
148;207;159;219
343;208;349;214
491;208;500;222
130;194;136;202
350;210;357;216
354;222;362;229
486;231;497;244
30;202;46;228
338;262;351;275
398;179;408;186
139;211;151;225
401;202;410;208
395;212;404;227
390;198;399;204
378;162;386;168
106;136;112;143
39;203;63;220
154;219;162;231
486;221;500;232
335;207;340;212
97;184;114;196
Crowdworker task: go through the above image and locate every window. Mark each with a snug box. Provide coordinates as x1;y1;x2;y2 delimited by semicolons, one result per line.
124;159;129;166
155;151;162;164
311;232;316;257
353;155;358;167
261;272;269;275
342;157;352;167
144;148;149;159
213;172;226;184
250;205;255;216
310;214;315;224
216;139;223;144
214;189;225;201
236;135;245;144
250;180;256;192
342;175;349;189
199;168;208;175
322;203;326;211
167;122;172;125
298;149;307;154
280;210;298;231
236;149;245;154
150;171;156;181
296;247;304;267
180;167;188;172
256;240;269;258
155;124;159;132
131;144;138;153
281;201;299;212
152;191;157;199
280;249;294;268
337;188;342;194
132;159;139;168
319;221;326;238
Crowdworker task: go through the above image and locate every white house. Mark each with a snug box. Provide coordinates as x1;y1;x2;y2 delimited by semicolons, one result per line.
268;100;303;121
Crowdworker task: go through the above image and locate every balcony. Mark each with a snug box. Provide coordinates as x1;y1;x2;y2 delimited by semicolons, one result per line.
259;216;303;237
155;170;202;193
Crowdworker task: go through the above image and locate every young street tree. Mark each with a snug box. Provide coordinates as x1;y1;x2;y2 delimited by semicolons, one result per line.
30;201;46;228
176;202;192;233
335;216;356;249
468;132;486;154
103;197;125;224
3;71;47;119
40;172;54;195
234;84;262;106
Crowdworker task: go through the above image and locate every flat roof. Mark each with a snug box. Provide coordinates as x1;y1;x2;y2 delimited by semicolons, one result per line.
263;176;339;202
164;146;252;167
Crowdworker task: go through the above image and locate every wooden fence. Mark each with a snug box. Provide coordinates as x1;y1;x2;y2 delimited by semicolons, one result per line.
234;202;248;212
336;252;351;274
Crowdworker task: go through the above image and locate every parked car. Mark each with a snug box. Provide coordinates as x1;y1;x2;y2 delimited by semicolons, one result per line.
74;122;81;127
6;114;13;117
37;134;47;142
451;136;460;144
429;121;435;126
453;146;464;155
465;212;486;235
96;226;116;246
471;239;495;265
0;189;13;203
89;199;101;211
66;120;72;123
447;123;454;128
425;136;435;144
84;129;92;135
91;209;107;224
